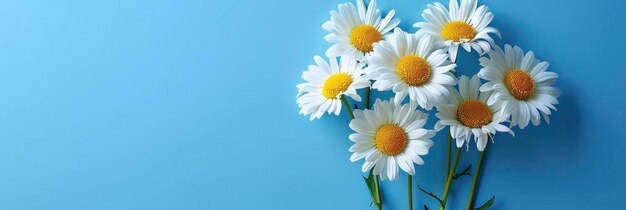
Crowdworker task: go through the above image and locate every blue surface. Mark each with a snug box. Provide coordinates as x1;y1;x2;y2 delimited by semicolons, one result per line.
0;0;624;209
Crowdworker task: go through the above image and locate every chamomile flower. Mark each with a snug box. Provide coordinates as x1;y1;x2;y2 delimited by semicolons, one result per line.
349;98;435;180
297;55;370;120
366;28;457;110
478;45;560;129
413;0;500;62
323;0;400;61
435;75;513;151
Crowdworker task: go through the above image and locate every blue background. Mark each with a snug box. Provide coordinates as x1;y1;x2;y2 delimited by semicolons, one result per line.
0;0;624;209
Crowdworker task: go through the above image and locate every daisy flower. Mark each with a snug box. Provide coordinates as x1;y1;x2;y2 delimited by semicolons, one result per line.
349;98;436;180
297;55;371;120
413;0;500;62
323;0;400;61
435;75;513;151
366;28;457;110
478;45;560;129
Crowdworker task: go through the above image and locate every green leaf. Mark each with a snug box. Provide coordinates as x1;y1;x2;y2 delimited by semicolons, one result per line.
452;164;472;180
416;182;443;206
362;176;375;206
362;171;381;207
362;176;374;206
474;196;495;210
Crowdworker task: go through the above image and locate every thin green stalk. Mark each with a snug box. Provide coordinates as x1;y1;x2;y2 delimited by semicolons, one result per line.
445;132;452;182
341;96;354;119
375;174;382;210
408;174;413;210
439;148;462;210
465;141;489;210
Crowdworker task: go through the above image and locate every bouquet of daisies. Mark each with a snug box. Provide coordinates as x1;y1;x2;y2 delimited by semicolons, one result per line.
296;0;560;209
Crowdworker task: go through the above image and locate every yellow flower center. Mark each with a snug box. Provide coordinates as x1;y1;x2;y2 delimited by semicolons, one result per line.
350;24;383;53
374;124;408;156
441;21;476;42
322;73;353;99
504;69;535;100
396;55;431;86
457;100;492;128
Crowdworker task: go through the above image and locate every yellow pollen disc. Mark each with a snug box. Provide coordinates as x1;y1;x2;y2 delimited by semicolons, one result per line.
441;21;476;42
504;69;535;100
322;73;353;99
457;100;492;128
350;24;383;52
374;124;408;156
396;55;431;86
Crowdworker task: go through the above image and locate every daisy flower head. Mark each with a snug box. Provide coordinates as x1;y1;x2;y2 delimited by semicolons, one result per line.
366;28;457;110
435;75;513;151
297;55;371;120
478;45;560;129
348;98;436;180
413;0;500;63
322;0;400;61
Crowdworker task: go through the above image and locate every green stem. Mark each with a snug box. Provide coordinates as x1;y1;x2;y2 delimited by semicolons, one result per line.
365;87;371;109
465;141;489;210
445;132;452;183
440;148;462;210
408;174;413;210
341;96;354;119
375;174;382;210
